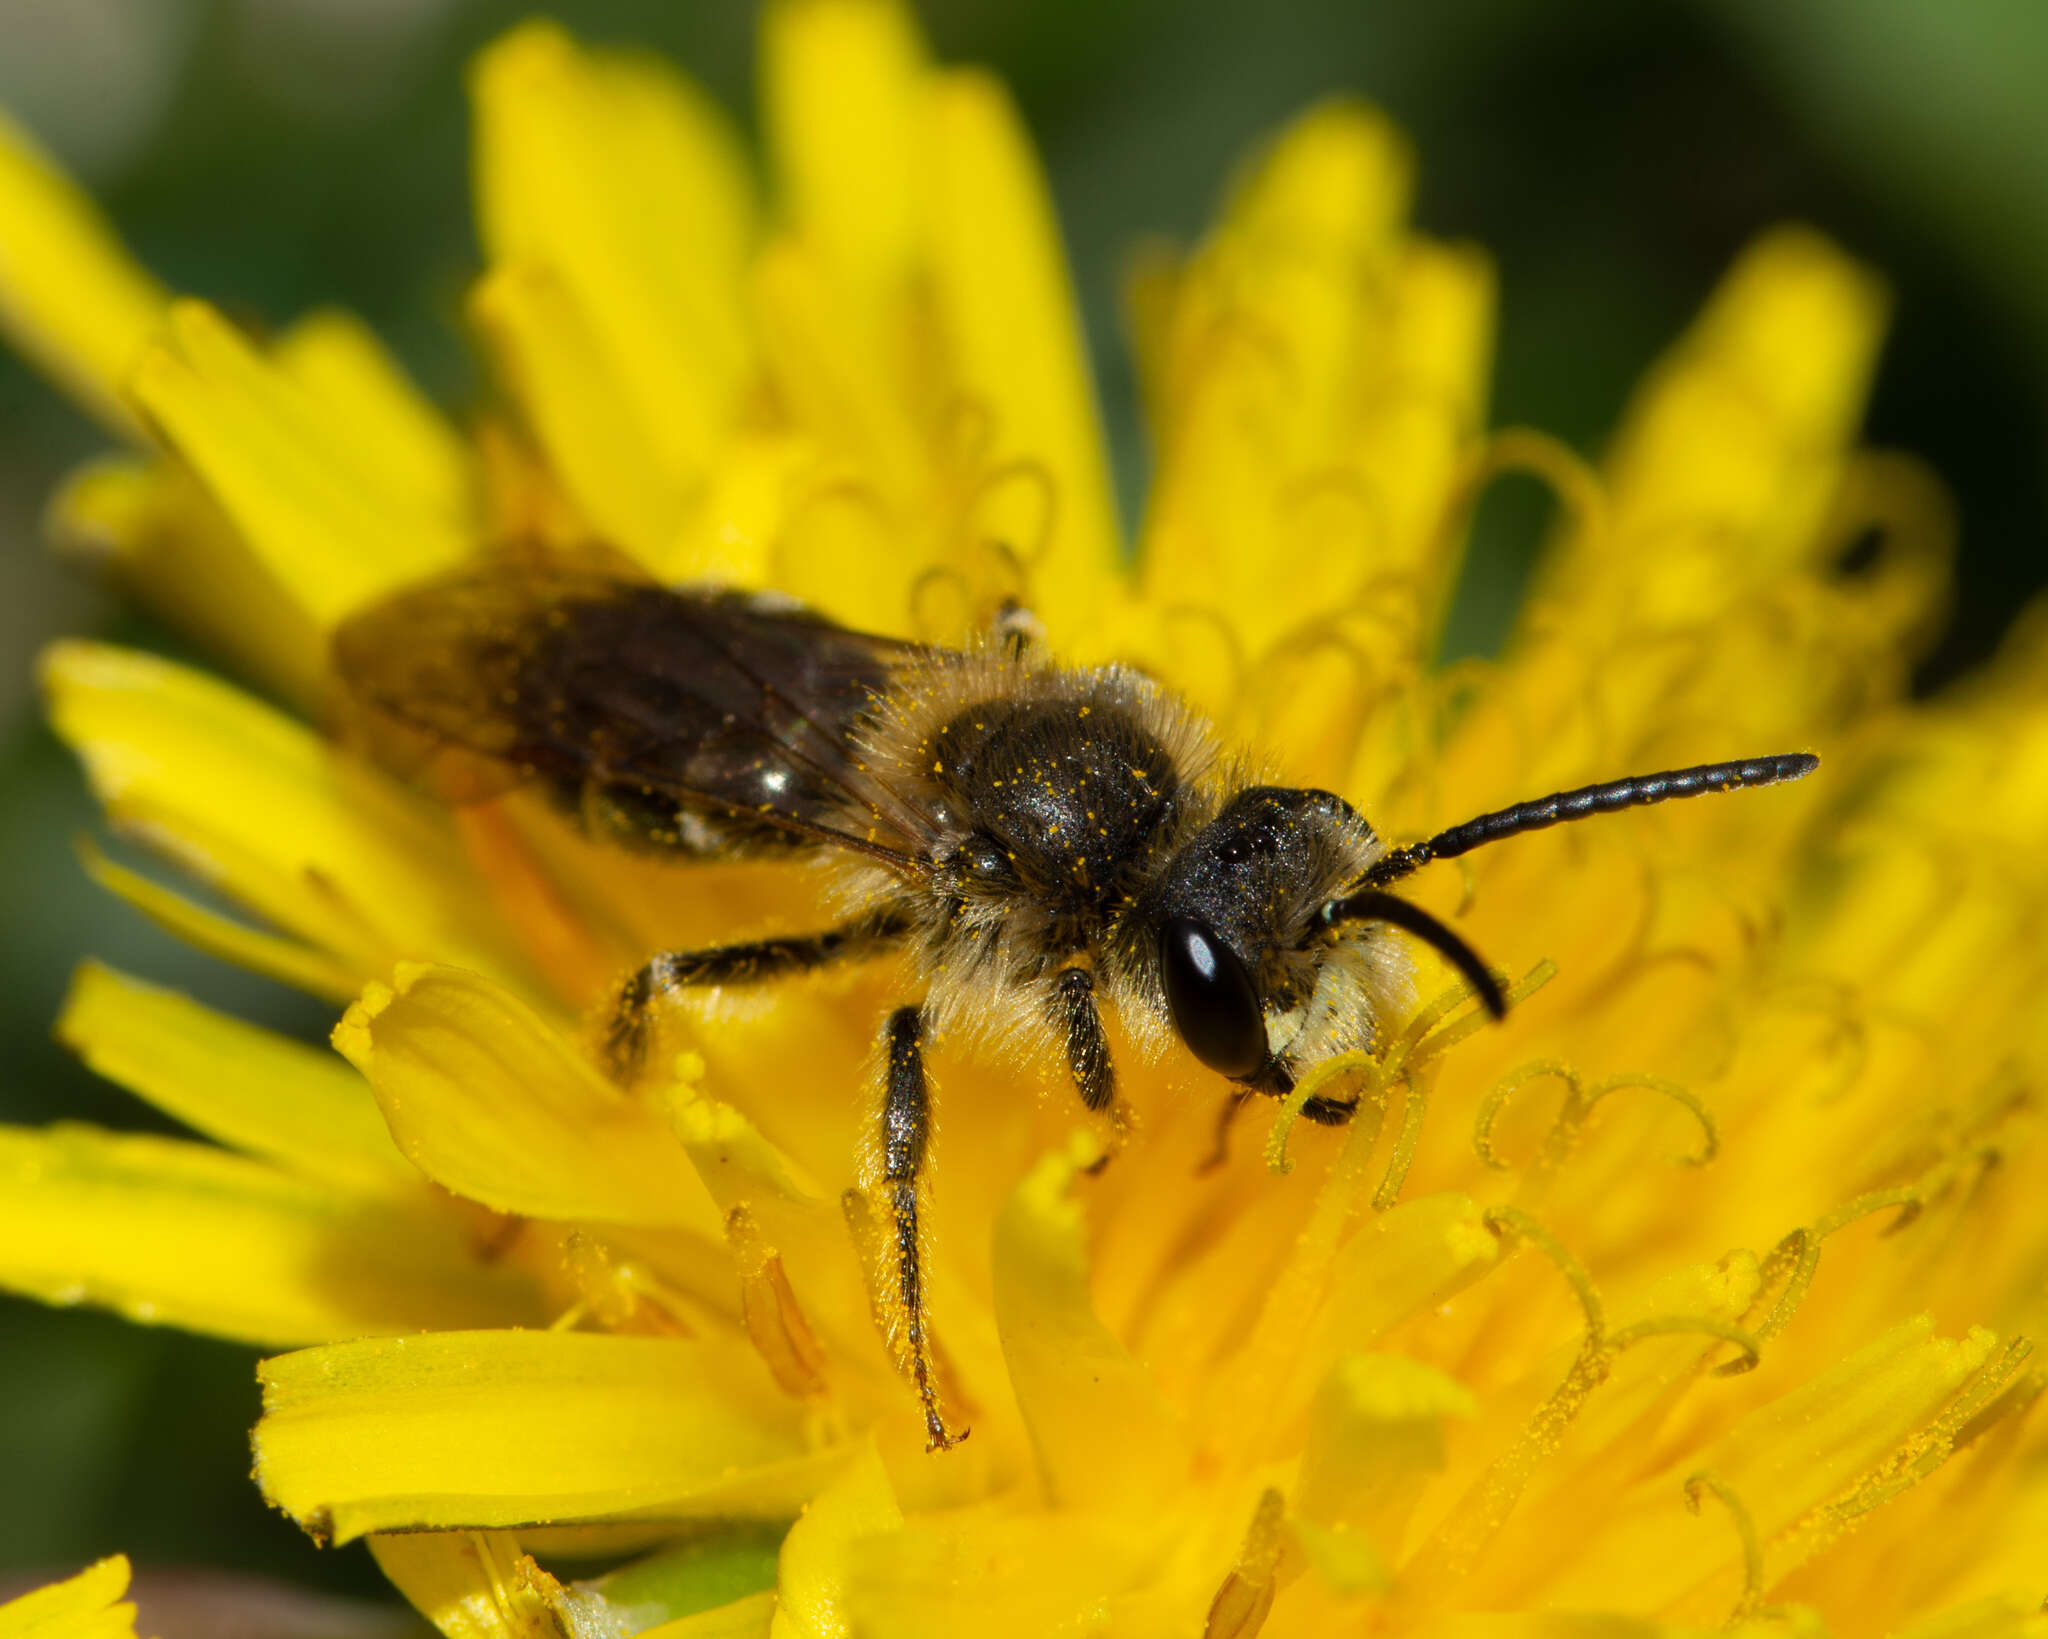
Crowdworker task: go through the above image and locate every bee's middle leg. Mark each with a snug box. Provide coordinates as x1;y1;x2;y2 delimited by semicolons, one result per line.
605;910;905;1078
876;1003;967;1451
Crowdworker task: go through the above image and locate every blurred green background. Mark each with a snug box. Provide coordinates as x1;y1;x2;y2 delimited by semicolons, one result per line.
3;0;2047;1606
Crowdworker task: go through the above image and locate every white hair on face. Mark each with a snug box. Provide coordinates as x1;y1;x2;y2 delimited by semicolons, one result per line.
1264;929;1418;1069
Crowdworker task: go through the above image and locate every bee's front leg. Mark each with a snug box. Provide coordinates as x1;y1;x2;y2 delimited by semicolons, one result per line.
1050;968;1114;1113
1051;967;1130;1167
1198;1059;1355;1171
1255;1056;1360;1125
872;1004;968;1451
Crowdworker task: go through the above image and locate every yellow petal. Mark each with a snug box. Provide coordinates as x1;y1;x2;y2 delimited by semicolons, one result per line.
1244;631;1383;792
640;1594;778;1639
839;1509;1188;1639
1591;227;1889;616
43;641;519;990
255;1329;840;1542
1296;1352;1476;1557
667;1088;878;1378
468;261;686;564
0;107;167;441
769;1441;902;1639
1538;1317;2002;1619
923;68;1123;629
369;1532;558;1639
472;21;755;491
1228;98;1411;262
1317;1193;1502;1365
1887;1596;2048;1639
1423;1617;1829;1639
124;300;469;627
0;1556;138;1639
991;1134;1189;1511
48;455;329;706
334;962;717;1230
1519;1254;1764;1500
1186;1181;1495;1468
56;959;411;1195
1359;239;1495;632
670;428;812;589
73;836;362;1003
1677;225;1888;469
1138;103;1422;664
0;1123;541;1345
1137;321;1295;654
271;308;472;523
1221;99;1413;460
750;237;926;511
762;0;927;326
666;1088;824;1223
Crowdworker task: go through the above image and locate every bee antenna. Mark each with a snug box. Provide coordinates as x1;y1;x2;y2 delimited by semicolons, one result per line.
1363;752;1819;890
1320;889;1508;1020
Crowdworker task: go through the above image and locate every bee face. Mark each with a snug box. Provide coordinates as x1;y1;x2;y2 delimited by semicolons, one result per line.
1141;786;1382;1084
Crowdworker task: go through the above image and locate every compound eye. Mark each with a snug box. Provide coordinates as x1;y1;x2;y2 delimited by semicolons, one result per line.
1159;916;1268;1078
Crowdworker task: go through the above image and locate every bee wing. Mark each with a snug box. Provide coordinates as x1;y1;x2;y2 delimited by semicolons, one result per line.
331;563;936;870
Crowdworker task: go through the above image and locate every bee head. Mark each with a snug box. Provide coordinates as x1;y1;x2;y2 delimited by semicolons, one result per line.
1145;786;1368;1083
1145;784;1504;1087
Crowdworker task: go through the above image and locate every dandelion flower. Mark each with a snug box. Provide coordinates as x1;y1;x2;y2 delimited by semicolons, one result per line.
3;4;2046;1636
0;1557;141;1639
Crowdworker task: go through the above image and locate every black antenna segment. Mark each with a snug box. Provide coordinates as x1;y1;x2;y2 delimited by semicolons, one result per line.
1318;888;1508;1019
1364;752;1819;890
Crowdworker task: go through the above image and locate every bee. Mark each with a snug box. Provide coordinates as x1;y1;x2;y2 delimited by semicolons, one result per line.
334;562;1817;1450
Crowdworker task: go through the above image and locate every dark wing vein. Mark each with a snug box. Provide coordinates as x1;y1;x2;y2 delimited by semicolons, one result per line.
330;563;936;872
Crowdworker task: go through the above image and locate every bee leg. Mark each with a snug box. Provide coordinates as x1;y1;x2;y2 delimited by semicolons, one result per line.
1198;1072;1353;1172
1254;1052;1357;1125
877;1004;967;1451
604;910;907;1079
1051;968;1115;1112
1197;1089;1254;1173
1051;967;1125;1169
991;599;1045;659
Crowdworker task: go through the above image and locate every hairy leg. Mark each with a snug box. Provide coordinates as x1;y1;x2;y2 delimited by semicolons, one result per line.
1050;967;1115;1112
1050;966;1129;1168
604;908;907;1078
876;1004;967;1451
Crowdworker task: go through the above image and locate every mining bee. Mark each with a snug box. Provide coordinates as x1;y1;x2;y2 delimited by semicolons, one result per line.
334;563;1817;1450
